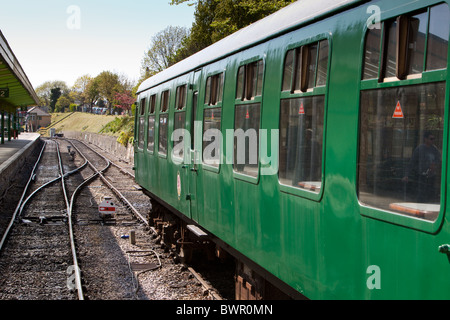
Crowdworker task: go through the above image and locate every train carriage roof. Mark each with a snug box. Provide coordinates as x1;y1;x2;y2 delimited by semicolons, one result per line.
137;0;363;94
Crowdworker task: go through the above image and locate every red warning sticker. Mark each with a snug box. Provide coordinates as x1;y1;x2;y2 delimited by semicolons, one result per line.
299;102;305;115
99;206;116;212
393;101;404;119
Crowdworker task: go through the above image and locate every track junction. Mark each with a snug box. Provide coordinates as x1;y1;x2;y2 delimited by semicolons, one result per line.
0;137;233;300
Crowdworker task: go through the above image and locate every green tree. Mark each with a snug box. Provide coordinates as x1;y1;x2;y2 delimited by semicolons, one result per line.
85;77;100;113
36;80;70;109
113;90;135;116
55;95;72;112
95;71;122;114
50;87;62;112
171;0;295;62
173;0;217;62
141;25;189;76
72;75;93;107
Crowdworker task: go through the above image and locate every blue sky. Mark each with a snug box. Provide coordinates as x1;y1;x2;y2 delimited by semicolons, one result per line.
0;1;195;88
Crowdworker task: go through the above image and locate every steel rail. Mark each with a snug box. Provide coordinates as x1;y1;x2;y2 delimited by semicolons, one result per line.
109;159;135;179
68;138;224;300
16;154;88;221
98;170;148;226
0;138;89;301
0;140;47;252
55;140;70;212
7;139;90;224
64;138;150;299
69;139;148;226
64;139;111;300
54;139;84;300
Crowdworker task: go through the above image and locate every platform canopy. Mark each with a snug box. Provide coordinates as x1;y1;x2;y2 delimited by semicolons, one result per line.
0;30;38;113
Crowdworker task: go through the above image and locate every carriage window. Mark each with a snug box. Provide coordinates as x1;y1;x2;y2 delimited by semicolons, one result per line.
203;73;224;167
384;19;398;78
173;111;186;160
147;94;156;152
176;85;187;110
282;50;294;91
279;97;324;192
161;90;170;112
279;39;329;193
362;3;449;81
203;108;222;167
139;98;146;116
306;43;318;89
138;118;145;150
233;60;264;178
358;4;449;221
149;94;156;114
406;11;428;75
147;115;155;152
316;40;329;86
159;91;170;156
159;114;168;156
358;83;445;221
427;3;450;70
236;66;245;99
236;60;264;100
138;98;146;149
234;103;261;177
362;28;382;80
205;73;224;106
283;40;329;93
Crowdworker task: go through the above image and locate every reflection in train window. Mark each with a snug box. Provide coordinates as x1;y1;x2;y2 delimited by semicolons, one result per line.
149;94;156;114
138;117;145;150
362;28;381;80
147;115;155;152
203;108;222;167
359;3;449;221
138;98;146;150
176;85;187;110
358;82;445;221
173;111;186;159
234;103;261;177
236;60;263;101
159;114;169;156
280;39;328;193
362;3;449;81
139;98;146;116
427;3;450;70
161;90;170;112
279;96;324;192
205;73;224;106
282;40;329;92
147;94;156;153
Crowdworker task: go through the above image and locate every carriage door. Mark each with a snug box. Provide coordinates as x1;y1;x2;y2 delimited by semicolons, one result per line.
186;70;202;222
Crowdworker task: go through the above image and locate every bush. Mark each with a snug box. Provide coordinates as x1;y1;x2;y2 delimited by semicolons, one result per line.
100;116;133;134
117;130;133;147
100;116;135;147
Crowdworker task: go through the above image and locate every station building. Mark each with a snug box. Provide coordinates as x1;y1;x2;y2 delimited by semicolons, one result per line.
0;29;39;144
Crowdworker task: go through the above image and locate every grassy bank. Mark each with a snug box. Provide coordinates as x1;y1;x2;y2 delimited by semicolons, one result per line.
51;112;117;133
49;112;134;145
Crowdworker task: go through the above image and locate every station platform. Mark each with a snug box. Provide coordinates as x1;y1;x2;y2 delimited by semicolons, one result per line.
0;133;41;194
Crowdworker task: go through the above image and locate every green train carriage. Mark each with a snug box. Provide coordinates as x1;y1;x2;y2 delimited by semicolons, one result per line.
134;0;450;299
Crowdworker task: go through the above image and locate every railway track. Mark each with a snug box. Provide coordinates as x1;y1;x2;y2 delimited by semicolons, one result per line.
0;137;231;300
0;140;75;299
